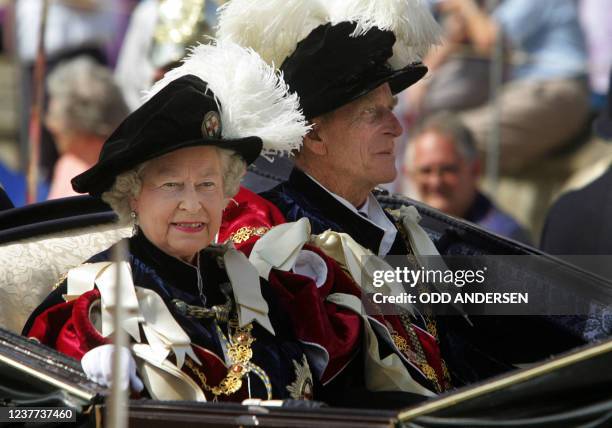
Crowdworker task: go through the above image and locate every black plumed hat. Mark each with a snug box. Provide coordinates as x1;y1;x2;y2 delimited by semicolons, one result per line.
217;0;440;119
280;21;427;119
72;75;261;196
72;40;310;196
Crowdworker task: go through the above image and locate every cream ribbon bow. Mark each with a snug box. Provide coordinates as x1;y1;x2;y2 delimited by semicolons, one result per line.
248;217;311;279
66;262;200;369
66;262;142;342
311;230;415;316
223;247;275;335
391;205;445;265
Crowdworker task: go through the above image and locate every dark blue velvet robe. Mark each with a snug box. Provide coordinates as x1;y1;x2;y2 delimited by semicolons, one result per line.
24;232;310;401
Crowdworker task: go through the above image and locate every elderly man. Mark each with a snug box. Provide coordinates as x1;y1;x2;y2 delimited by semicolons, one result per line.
216;0;539;392
217;0;441;257
215;0;594;394
405;112;531;243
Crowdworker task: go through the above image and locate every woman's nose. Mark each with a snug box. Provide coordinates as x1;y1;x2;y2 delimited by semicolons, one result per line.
178;186;202;212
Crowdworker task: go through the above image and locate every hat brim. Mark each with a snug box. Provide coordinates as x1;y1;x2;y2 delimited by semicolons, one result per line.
306;63;427;119
594;106;612;141
72;136;262;196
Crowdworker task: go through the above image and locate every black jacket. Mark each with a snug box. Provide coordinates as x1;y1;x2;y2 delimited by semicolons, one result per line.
262;168;408;255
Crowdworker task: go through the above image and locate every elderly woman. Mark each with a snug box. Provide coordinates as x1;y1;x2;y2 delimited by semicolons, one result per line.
45;56;129;199
23;41;314;402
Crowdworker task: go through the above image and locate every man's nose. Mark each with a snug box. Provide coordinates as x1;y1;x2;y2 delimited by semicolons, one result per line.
422;169;444;189
389;111;403;137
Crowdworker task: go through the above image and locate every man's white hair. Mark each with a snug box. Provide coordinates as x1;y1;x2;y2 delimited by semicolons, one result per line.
102;148;245;224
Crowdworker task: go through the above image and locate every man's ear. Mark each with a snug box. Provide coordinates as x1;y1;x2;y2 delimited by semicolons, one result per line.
303;122;327;155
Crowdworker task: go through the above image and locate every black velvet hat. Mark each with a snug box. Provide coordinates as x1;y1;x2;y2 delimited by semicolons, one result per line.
280;21;428;119
217;0;440;120
71;40;309;196
72;75;262;196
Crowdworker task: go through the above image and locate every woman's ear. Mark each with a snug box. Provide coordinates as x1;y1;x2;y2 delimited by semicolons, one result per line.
129;197;138;214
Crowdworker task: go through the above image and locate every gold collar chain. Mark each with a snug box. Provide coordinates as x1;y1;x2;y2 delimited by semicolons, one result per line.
185;318;272;400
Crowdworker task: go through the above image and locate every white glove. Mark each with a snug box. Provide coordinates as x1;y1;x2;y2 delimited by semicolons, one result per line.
81;344;144;392
292;250;328;288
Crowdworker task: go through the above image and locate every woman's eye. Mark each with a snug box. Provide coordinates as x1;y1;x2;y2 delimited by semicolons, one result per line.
161;182;180;189
198;181;216;188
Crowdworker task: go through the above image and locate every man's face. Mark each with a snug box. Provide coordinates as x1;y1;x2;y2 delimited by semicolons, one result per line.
407;130;479;217
315;83;403;191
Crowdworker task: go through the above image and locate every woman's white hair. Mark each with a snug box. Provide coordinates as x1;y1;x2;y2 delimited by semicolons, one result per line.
101;147;246;224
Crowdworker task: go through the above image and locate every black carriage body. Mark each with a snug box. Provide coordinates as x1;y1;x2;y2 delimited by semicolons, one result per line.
0;190;610;427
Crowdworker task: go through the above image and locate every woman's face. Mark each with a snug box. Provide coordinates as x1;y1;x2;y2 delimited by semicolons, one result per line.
131;146;226;264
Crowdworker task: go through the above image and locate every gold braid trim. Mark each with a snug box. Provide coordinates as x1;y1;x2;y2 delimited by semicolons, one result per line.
52;272;68;291
229;226;270;244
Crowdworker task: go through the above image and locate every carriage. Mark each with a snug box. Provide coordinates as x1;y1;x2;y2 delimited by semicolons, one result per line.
0;183;610;427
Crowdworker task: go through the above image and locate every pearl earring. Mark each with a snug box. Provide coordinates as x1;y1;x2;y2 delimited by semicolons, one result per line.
130;211;138;236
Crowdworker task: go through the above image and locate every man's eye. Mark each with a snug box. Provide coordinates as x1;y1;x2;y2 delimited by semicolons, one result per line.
360;106;383;122
362;107;377;115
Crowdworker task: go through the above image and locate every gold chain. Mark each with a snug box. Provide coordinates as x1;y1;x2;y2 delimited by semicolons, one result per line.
185;321;256;398
392;317;445;393
389;216;453;392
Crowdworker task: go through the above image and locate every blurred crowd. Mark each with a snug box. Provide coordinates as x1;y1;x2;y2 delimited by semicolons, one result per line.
0;0;610;250
398;0;612;246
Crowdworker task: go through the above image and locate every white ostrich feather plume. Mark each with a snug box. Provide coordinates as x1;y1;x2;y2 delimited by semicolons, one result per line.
145;40;309;157
217;0;328;67
327;0;441;68
217;0;440;70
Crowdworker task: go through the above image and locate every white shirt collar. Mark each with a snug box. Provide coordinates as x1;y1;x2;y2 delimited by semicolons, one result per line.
303;172;397;256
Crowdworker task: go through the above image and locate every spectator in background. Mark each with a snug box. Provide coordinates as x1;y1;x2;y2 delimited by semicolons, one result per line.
404;112;531;243
541;71;612;261
45;56;128;199
579;0;612;110
114;0;216;111
411;0;589;173
405;0;497;119
15;0;120;181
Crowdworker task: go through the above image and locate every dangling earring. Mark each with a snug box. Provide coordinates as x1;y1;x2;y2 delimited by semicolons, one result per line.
131;211;139;236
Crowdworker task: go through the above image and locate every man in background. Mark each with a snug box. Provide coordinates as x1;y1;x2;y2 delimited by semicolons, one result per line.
404;111;531;244
541;71;612;261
